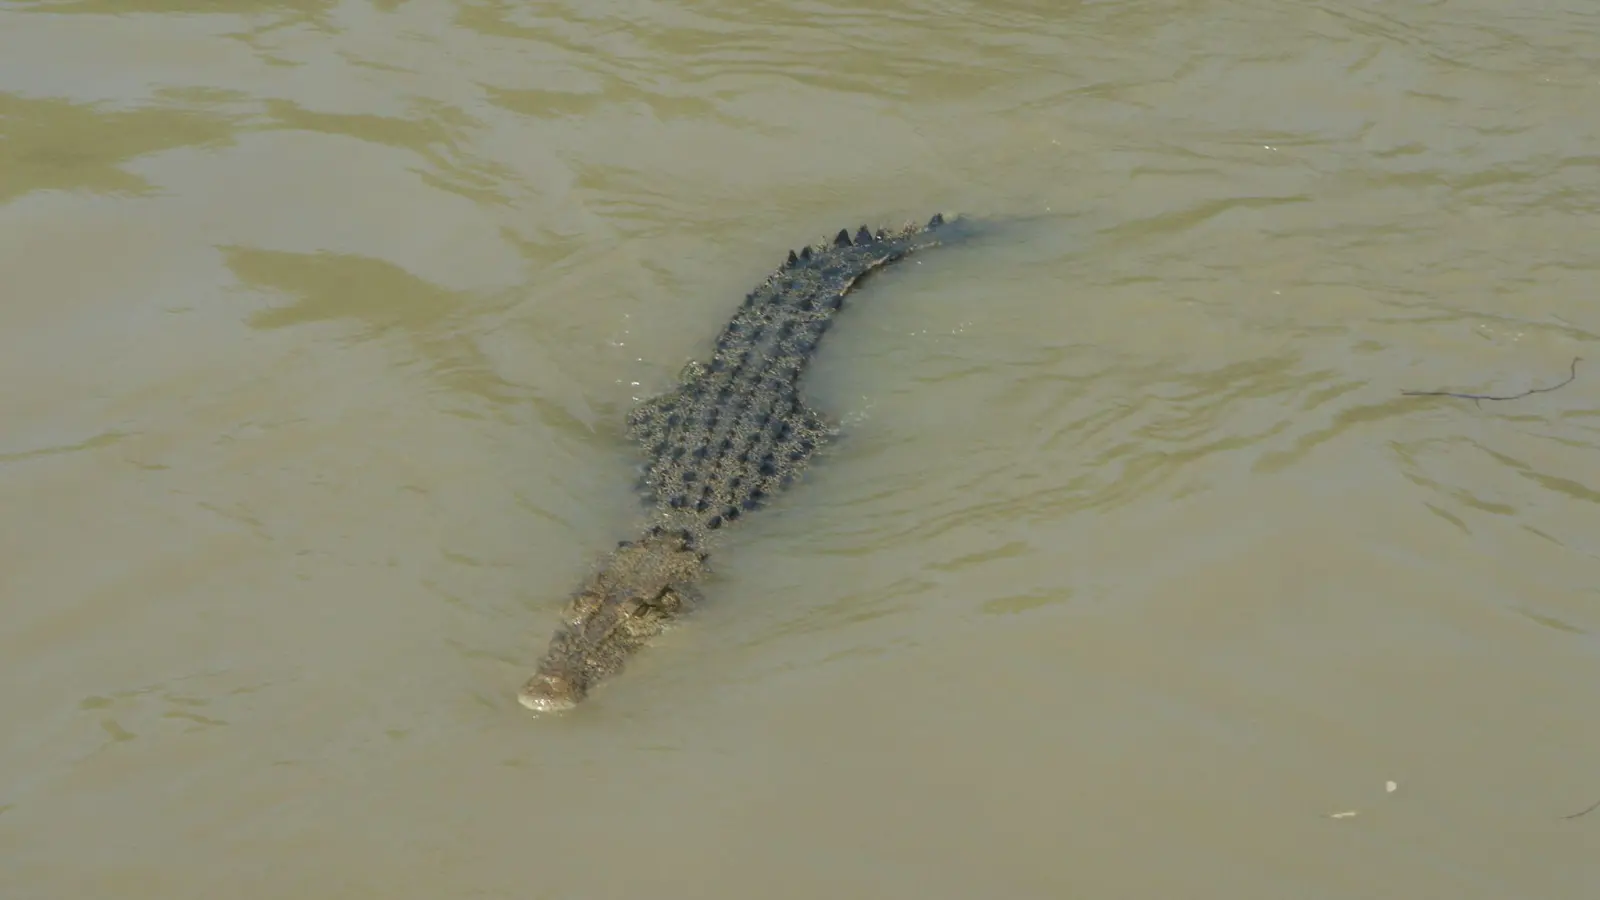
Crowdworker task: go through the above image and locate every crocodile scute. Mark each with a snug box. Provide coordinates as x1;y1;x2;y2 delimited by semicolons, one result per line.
518;213;959;713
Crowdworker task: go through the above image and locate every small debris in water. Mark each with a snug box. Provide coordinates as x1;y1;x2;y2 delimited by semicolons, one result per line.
1327;781;1398;818
1564;798;1600;820
1401;357;1581;404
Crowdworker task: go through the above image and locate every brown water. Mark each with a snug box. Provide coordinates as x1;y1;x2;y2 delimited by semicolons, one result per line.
4;0;1600;897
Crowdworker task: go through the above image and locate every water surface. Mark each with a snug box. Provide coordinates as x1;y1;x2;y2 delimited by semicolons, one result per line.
3;1;1599;897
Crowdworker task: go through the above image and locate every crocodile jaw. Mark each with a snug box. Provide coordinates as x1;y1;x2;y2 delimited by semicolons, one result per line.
518;532;704;715
517;672;584;713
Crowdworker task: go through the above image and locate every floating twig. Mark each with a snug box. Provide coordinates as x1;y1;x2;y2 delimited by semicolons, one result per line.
1564;797;1600;820
1401;357;1581;405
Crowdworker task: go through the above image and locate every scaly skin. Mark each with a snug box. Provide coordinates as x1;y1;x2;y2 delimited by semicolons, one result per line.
519;214;961;713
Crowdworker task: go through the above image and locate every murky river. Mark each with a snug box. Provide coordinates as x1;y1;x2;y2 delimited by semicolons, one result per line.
3;0;1599;897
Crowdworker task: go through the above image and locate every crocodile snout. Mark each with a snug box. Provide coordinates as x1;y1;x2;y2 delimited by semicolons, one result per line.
518;672;584;714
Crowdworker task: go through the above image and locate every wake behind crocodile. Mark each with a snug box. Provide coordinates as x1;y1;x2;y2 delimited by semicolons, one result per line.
519;213;967;713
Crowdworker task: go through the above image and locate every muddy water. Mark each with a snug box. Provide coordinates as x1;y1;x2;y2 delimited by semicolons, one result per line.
3;0;1600;896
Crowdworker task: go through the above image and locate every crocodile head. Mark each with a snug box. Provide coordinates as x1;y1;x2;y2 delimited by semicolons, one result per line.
518;532;705;714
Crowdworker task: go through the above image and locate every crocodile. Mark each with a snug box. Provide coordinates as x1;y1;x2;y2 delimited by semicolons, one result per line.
518;213;963;713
